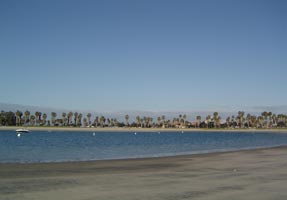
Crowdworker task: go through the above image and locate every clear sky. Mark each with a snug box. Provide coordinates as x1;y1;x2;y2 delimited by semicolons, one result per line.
0;0;286;112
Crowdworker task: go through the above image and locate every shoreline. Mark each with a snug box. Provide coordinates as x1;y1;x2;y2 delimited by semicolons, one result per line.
0;145;286;173
1;126;287;133
1;146;287;199
0;145;285;166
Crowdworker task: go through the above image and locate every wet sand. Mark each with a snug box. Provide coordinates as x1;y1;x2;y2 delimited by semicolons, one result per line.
1;146;287;200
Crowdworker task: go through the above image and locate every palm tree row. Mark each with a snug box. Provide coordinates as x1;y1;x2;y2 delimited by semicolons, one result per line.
1;110;287;129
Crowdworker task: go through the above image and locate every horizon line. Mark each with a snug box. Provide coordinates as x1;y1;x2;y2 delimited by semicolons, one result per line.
1;102;287;114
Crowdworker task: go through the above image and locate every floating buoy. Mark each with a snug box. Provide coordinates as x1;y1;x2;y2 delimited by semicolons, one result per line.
92;132;96;136
134;132;137;135
17;133;21;137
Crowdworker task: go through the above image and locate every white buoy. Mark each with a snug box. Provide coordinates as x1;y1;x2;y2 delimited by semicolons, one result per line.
134;132;137;135
182;131;184;134
92;132;96;136
17;133;21;137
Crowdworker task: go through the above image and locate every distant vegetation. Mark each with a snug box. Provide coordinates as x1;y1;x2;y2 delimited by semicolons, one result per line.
0;110;287;129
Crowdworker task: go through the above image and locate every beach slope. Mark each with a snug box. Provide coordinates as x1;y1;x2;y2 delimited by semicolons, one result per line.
1;147;287;200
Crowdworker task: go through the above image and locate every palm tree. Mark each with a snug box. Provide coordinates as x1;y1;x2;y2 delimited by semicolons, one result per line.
83;118;87;126
167;119;172;128
51;112;57;126
277;114;287;128
100;116;105;127
35;111;40;125
42;113;47;126
67;112;73;126
284;115;287;127
183;114;187;126
161;115;165;128
107;118;111;127
157;116;161;127
148;117;153;128
272;114;277;127
217;116;222;128
74;112;78;126
261;111;268;128
140;118;144;127
62;112;67;126
250;115;257;128
257;116;264;128
15;110;22;126
172;118;176;127
94;116;99;127
136;116;141;127
213;112;219;128
143;116;148;128
267;112;272;128
226;116;230;128
125;114;129;127
24;110;30;125
38;112;42;125
231;115;235;128
87;113;92;126
30;115;36;126
77;113;82;127
246;113;251;128
179;114;182;125
196;115;201;128
113;118;118;127
237;111;245;128
110;118;115;127
206;115;211;128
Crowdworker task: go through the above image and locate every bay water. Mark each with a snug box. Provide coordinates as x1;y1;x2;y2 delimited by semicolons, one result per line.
1;130;287;163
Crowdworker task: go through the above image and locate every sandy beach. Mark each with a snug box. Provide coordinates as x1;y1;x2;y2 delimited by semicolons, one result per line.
1;126;287;133
1;146;287;200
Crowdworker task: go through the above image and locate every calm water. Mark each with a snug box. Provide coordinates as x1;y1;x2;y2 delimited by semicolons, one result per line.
0;130;287;163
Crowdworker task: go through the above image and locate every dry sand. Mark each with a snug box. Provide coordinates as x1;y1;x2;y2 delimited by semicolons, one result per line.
1;146;287;200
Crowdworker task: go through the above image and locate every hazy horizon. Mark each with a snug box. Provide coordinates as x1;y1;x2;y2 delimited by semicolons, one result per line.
1;0;286;111
1;102;287;122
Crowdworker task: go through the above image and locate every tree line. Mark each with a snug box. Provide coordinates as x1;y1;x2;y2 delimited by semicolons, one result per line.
0;110;287;129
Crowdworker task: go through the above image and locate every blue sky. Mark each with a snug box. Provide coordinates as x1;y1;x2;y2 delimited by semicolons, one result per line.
0;0;286;112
